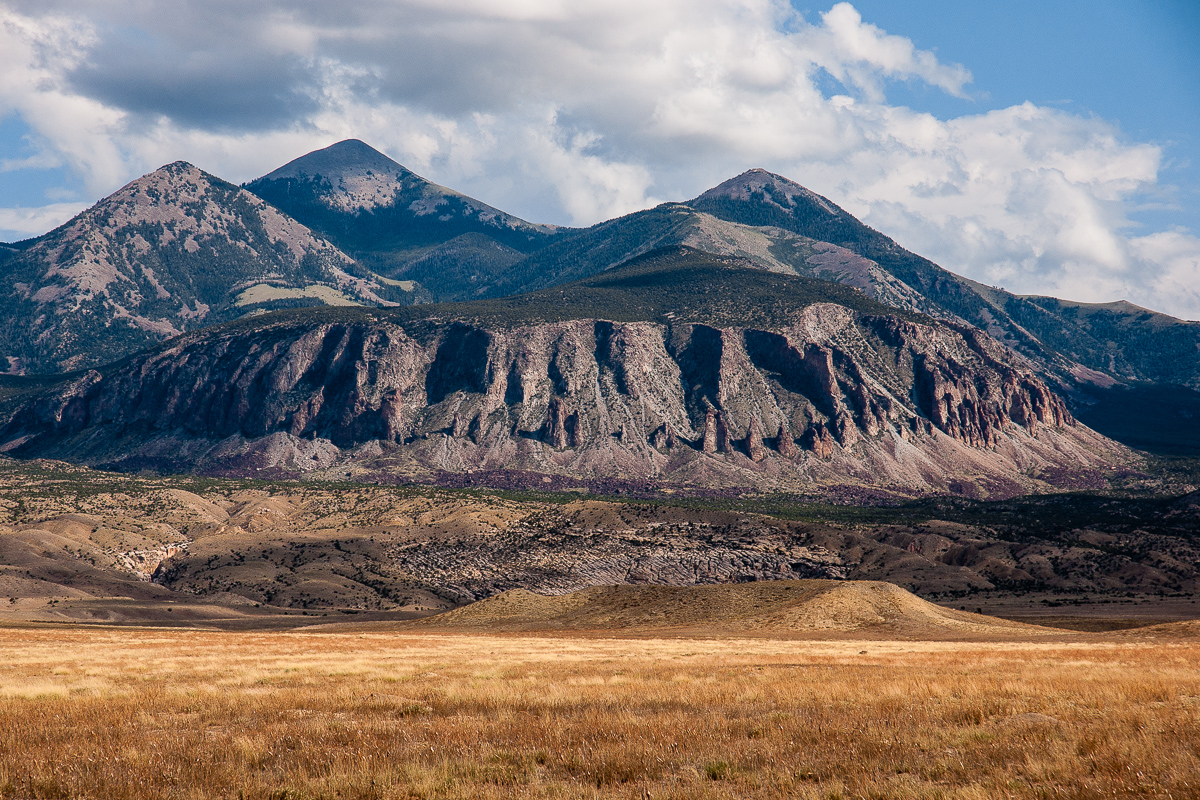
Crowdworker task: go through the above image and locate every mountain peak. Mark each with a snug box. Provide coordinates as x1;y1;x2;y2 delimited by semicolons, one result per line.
246;139;556;244
693;169;845;217
257;139;412;184
0;158;378;373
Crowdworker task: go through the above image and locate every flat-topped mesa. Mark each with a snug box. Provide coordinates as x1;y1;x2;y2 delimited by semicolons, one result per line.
0;298;1112;497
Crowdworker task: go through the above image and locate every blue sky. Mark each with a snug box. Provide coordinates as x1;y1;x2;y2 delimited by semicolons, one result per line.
1;0;1198;318
840;0;1200;235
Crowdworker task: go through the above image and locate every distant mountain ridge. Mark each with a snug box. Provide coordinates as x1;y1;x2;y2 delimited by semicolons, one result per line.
2;139;1197;455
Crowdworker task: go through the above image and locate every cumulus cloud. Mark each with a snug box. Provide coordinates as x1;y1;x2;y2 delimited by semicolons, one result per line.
799;3;972;100
0;0;1197;318
0;201;89;238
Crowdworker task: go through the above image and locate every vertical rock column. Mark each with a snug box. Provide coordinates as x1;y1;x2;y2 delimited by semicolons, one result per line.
701;407;719;453
745;417;767;462
381;389;404;441
545;398;570;449
776;419;799;458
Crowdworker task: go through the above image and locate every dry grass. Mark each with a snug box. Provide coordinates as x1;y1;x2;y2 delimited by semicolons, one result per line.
0;628;1198;799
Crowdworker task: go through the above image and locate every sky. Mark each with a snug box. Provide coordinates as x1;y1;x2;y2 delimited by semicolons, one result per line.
1;0;1198;319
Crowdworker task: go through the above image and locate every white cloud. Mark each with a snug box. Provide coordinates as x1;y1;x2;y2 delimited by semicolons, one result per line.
797;102;1166;309
0;0;1197;318
800;3;972;100
0;201;88;237
1128;230;1200;319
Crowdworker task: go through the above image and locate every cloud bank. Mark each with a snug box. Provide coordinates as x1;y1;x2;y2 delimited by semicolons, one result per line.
1;0;1197;318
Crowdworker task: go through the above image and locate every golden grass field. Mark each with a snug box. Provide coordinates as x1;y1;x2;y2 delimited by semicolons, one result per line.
1;626;1198;799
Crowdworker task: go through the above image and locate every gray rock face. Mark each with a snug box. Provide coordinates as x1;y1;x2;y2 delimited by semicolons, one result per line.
0;302;1121;497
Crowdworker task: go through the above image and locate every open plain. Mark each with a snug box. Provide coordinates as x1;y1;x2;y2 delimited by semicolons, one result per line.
1;460;1198;798
1;625;1199;799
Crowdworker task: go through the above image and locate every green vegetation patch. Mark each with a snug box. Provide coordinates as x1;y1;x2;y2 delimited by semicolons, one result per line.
208;246;926;339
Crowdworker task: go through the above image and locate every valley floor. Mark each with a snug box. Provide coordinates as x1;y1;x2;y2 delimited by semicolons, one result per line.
0;626;1197;799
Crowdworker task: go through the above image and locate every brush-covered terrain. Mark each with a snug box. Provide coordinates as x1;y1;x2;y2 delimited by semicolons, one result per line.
0;458;1196;630
3;627;1199;800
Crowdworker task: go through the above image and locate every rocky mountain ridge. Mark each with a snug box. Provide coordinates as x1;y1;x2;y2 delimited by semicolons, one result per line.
3;139;1196;455
0;255;1122;498
686;169;1200;394
0;162;394;373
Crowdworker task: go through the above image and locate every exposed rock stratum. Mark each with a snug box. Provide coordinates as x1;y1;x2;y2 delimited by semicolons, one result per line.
0;267;1124;498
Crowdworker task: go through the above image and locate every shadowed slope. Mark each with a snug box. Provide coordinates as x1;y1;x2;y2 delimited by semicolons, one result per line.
245;140;562;299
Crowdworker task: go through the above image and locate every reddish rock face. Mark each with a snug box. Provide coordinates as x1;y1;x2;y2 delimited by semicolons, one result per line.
0;303;1114;497
701;408;719;454
776;420;799;459
745;418;767;462
803;424;836;460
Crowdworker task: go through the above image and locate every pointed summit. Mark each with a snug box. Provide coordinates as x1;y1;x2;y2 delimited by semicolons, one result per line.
0;161;382;373
244;139;559;292
252;139;429;214
688;169;857;233
248;138;553;227
686;168;897;285
258;139;415;187
694;168;845;215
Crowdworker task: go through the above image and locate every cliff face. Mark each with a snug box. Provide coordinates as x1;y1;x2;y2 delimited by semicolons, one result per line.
0;301;1118;498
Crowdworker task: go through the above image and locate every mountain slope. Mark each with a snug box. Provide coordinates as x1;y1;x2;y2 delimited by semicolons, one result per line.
1005;296;1200;389
486;202;931;314
686;169;1200;391
244;139;563;298
245;144;1200;407
0;249;1125;498
0;162;393;374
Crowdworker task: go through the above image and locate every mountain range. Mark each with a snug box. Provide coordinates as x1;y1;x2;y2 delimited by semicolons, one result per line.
246;143;1200;402
0;246;1126;499
0;138;1197;485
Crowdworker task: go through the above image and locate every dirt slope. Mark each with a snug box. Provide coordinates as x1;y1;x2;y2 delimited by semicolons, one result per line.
414;579;1050;638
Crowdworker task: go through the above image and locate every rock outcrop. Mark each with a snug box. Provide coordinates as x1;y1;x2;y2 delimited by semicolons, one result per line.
0;300;1121;497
